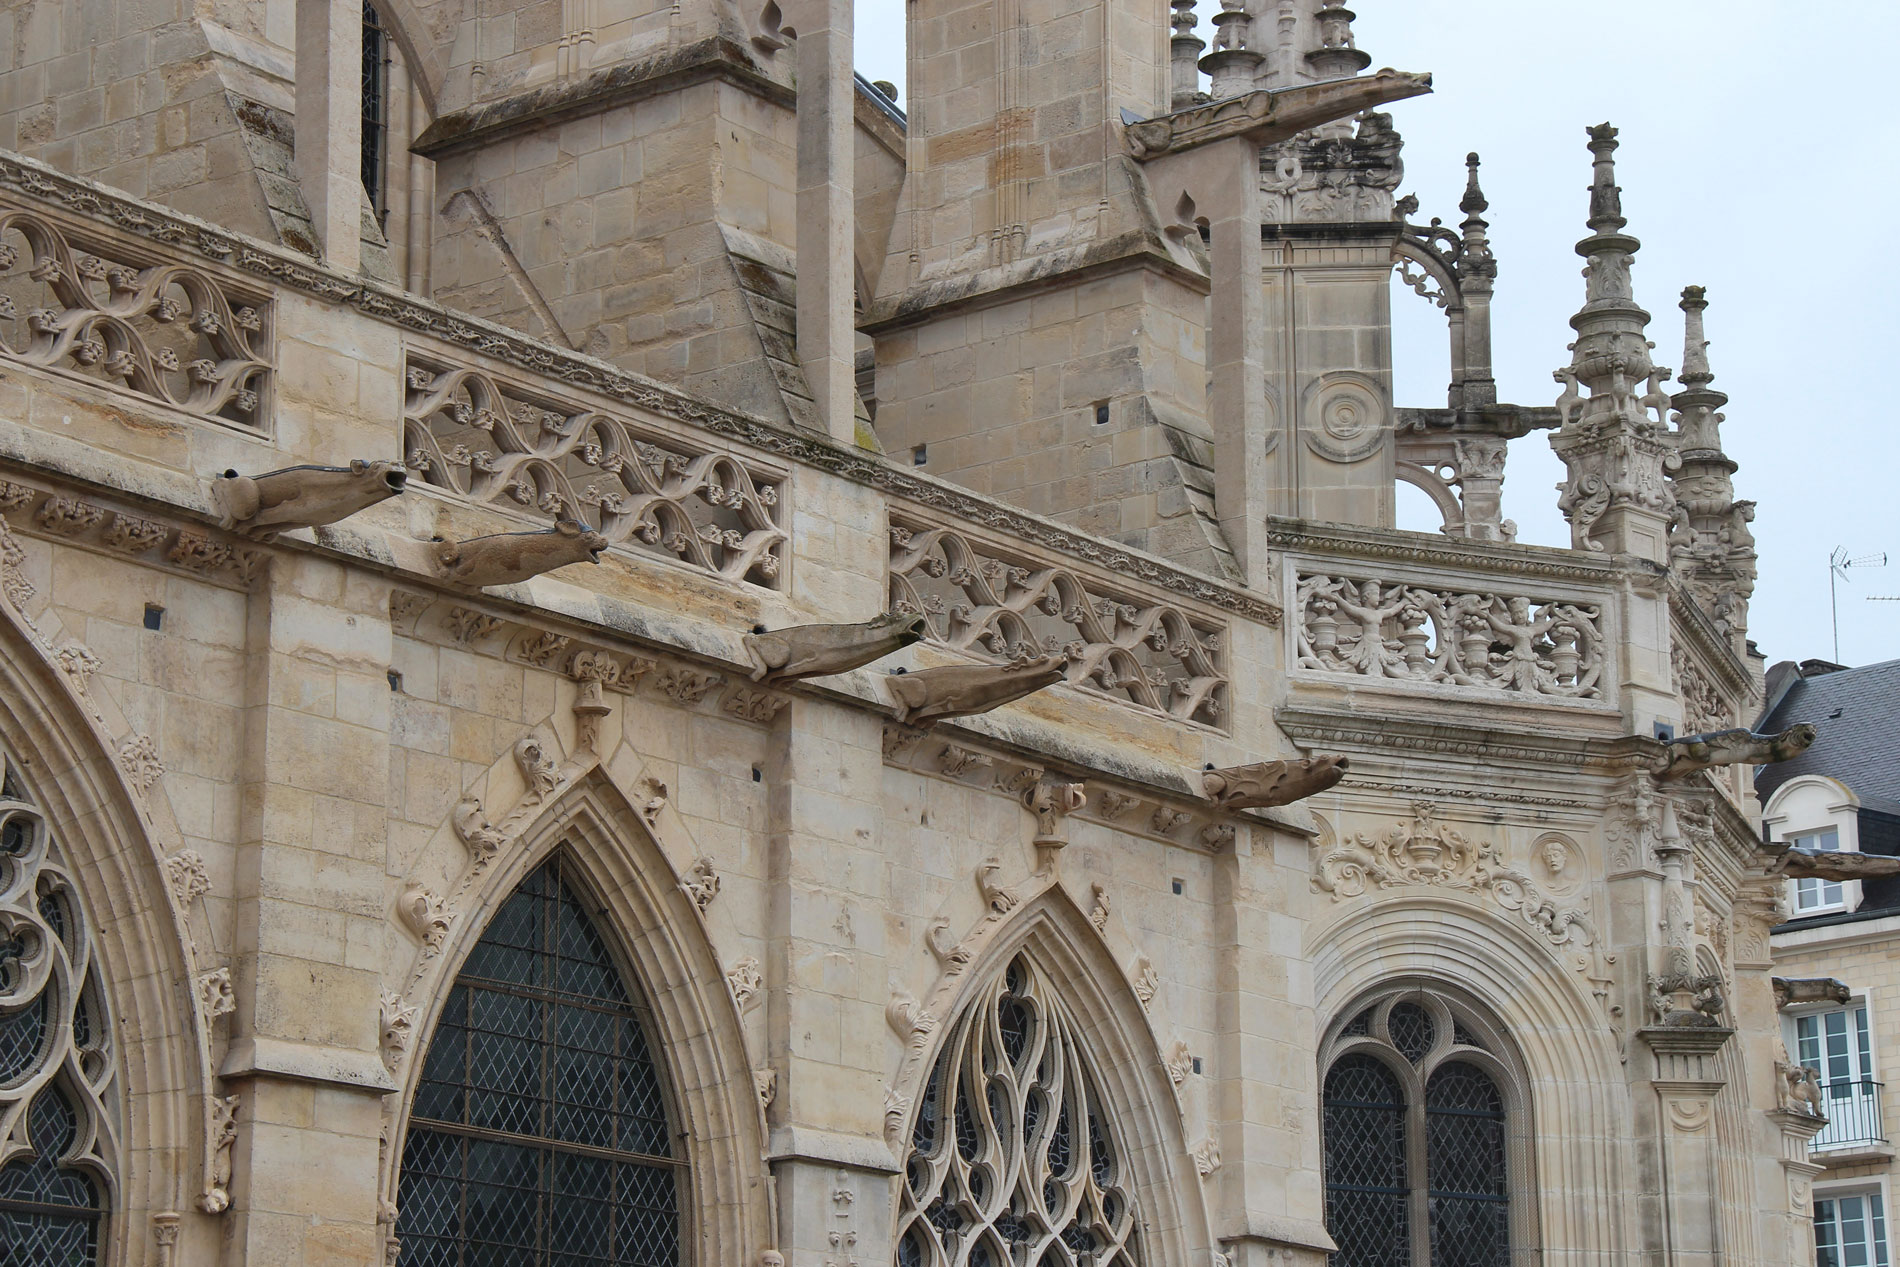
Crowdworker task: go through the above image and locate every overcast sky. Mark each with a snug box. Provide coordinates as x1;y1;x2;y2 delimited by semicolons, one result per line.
854;2;1900;673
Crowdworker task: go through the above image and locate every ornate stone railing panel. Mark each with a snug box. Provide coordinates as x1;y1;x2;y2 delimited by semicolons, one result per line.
888;512;1228;727
402;355;788;587
0;202;270;428
1294;569;1606;700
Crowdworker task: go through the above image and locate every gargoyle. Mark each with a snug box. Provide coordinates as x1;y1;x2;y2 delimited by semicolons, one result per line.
434;519;608;588
1769;847;1900;882
743;612;928;684
215;460;406;536
1653;723;1816;781
1201;756;1349;810
884;655;1066;726
1772;977;1852;1010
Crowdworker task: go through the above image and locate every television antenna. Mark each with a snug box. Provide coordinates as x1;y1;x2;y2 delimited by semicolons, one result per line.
1830;547;1887;661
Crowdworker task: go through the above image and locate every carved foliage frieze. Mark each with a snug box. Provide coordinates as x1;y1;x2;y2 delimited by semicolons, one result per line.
890;513;1230;726
1295;570;1605;699
403;356;788;587
0;204;271;427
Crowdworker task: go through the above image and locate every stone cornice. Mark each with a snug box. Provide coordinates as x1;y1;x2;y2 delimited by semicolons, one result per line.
1266;517;1629;585
0;150;1280;628
1277;704;1655;773
412;37;788;158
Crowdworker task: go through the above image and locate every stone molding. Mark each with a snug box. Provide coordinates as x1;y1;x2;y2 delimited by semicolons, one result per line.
1276;704;1653;774
0;474;263;590
1265;517;1628;586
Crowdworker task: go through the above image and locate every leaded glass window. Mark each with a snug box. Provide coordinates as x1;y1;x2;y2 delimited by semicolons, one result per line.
396;855;684;1266
0;756;117;1266
361;1;389;225
1321;991;1517;1267
895;956;1143;1267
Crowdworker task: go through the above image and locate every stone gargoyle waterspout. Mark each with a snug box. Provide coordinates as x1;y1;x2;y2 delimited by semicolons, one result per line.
885;655;1066;726
1652;723;1816;781
743;612;928;684
434;519;608;588
1768;845;1900;883
1201;756;1350;810
214;460;407;536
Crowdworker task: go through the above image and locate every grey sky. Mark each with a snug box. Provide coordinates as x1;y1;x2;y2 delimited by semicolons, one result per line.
853;2;1900;672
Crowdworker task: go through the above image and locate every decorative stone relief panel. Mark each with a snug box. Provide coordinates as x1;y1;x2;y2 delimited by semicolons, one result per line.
402;355;788;587
0;201;270;427
889;512;1229;726
1294;569;1606;699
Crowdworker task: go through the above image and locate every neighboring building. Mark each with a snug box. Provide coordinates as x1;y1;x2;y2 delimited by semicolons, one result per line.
1764;659;1900;1267
0;2;1827;1266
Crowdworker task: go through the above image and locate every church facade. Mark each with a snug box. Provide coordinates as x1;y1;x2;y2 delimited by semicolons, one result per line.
0;1;1839;1265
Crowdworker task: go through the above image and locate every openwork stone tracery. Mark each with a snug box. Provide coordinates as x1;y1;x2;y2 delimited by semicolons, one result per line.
1294;570;1604;699
0;756;117;1263
890;513;1229;726
896;956;1142;1267
403;355;789;586
0;203;270;428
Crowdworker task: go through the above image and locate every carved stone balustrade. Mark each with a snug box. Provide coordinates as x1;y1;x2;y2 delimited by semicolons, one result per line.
888;511;1231;727
1293;568;1605;699
0;196;271;429
403;355;789;587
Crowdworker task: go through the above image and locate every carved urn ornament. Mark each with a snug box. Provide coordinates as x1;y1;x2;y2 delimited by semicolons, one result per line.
1201;756;1348;809
215;460;407;536
742;612;928;684
434;518;608;588
1652;722;1815;781
885;655;1066;726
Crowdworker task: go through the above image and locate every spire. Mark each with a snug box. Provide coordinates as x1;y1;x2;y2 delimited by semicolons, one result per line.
1549;123;1676;559
1170;0;1206;111
1665;285;1753;646
1306;2;1371;80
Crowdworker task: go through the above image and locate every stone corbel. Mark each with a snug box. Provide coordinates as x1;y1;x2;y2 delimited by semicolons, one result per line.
1023;779;1086;876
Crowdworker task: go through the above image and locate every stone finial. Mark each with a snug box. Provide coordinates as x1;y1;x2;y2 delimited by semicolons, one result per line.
1200;0;1265;98
1584;122;1625;233
1678;285;1714;390
1170;0;1207;110
1459;152;1488;218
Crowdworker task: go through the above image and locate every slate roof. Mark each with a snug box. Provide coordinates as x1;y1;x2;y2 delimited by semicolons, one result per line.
1754;657;1900;814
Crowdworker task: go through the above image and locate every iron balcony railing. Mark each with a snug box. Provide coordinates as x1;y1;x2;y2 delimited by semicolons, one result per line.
1813;1078;1887;1152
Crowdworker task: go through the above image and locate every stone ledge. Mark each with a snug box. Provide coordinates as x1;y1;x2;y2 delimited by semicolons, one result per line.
218;1036;398;1092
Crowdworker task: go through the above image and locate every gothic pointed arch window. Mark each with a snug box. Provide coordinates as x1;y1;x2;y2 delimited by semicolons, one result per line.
397;854;684;1266
1320;987;1531;1267
0;756;118;1265
895;954;1143;1267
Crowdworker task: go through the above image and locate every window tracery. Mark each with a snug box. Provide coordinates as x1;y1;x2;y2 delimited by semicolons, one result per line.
1321;990;1520;1267
396;854;683;1266
896;956;1142;1267
0;756;117;1265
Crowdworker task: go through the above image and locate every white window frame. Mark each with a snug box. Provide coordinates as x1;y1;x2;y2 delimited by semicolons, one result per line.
1793;827;1848;914
1764;775;1864;919
1814;1177;1894;1267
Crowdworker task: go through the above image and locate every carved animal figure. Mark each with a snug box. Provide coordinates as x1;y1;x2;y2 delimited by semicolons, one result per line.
1653;722;1816;781
743;612;928;684
1778;1060;1826;1117
1771;847;1900;883
435;519;608;588
1772;977;1852;1010
1552;366;1583;427
215;460;406;536
1201;756;1349;810
885;655;1066;726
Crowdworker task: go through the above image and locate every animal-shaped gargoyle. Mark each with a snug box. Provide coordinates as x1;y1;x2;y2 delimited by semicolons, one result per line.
885;655;1066;726
214;460;406;536
434;519;608;588
1653;723;1816;781
743;612;928;684
1772;977;1852;1010
1767;845;1900;883
1201;756;1349;810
